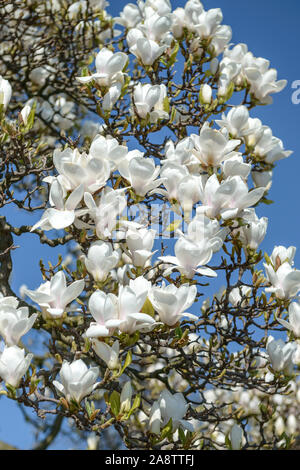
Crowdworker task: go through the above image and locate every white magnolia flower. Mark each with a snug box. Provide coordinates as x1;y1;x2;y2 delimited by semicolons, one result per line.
198;174;265;220
179;211;228;254
68;0;107;18
158;390;194;432
52;147;111;193
223;43;287;104
133;83;169;123
243;56;287;104
115;284;157;334
25;271;85;319
216;106;252;139
254;126;292;163
83;188;127;239
229;286;252;307
252;170;272;192
0;296;37;346
164;137;195;167
222;155;251;180
53;359;99;403
270;245;296;268
159;236;217;279
199;84;212;104
20;104;32;125
0;75;12;110
89;134;128;171
118;155;162;197
92;339;119;370
138;10;172;43
158;162;189;200
149;282;197;326
277;302;300;338
86;290;119;338
129;35;166;65
83;241;119;283
264;262;300;300
120;381;133;414
235;208;268;251
149;400;161;434
267;336;297;375
0;346;33;387
76;48;127;86
191;123;240;168
116;3;142;28
31;180;84;231
125;226;156;268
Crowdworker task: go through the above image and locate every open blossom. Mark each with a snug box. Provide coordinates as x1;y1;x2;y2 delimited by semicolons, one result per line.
159;236;217;279
270;245;296;268
181;211;228;254
133;83;169;123
92;339;119;370
118;155;162;197
52;147;111;193
137;10;172;44
0;75;12;110
76;48;127;86
216;106;255;139
31;180;84;231
25;271;85;319
164;137;195;167
0;346;33;388
128;32;166;65
125;226;156;268
53;359;99;403
89;135;128;171
148;283;197;326
222;155;251;180
235;209;268;251
277;302;300;338
0;295;37;346
267;336;297;375
191;123;240;168
83;188;127;239
264;262;300;300
198;174;265;220
222;43;287;103
253;126;292;163
116;3;142;28
82;241;120;282
252;170;273;191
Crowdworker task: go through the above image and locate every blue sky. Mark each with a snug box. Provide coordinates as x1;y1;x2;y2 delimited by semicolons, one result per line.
1;0;300;450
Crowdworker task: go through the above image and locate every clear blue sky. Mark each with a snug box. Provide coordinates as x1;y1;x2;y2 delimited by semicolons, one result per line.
1;0;300;450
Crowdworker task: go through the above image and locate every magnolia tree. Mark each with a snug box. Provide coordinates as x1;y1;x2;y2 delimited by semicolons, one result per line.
0;0;299;451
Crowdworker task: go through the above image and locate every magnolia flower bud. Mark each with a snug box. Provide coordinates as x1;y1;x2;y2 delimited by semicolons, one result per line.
0;295;37;346
92;340;119;370
20;104;32;125
120;381;132;414
200;84;212;104
0;76;12;110
149;401;161;435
